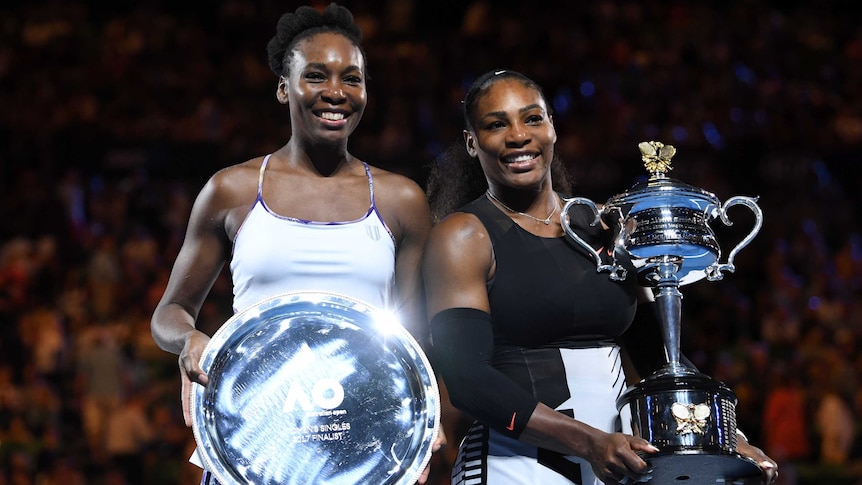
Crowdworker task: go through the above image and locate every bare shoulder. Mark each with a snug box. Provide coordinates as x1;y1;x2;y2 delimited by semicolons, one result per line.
200;157;264;208
189;157;266;239
364;165;430;238
426;212;490;255
366;165;426;206
207;158;261;195
423;211;494;311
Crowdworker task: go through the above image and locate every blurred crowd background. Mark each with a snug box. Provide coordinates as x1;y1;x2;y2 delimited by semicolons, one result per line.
2;0;862;484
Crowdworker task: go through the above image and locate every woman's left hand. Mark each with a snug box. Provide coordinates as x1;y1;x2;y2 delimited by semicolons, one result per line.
416;428;448;484
736;433;778;484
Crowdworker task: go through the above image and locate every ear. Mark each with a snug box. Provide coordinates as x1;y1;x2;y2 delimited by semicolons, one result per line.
463;130;478;158
276;76;289;104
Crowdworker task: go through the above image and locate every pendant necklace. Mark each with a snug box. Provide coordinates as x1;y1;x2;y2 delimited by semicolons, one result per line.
486;190;558;225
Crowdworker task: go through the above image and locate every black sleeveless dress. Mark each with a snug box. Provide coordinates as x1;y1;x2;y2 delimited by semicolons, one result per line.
450;195;638;485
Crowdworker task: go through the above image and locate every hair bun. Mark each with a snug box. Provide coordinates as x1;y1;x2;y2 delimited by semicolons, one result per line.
266;3;363;76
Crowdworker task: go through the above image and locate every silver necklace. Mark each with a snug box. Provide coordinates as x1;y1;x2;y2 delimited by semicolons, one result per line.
486;190;558;225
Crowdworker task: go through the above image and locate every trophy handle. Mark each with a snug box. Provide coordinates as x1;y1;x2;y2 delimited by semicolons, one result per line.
561;197;628;281
706;196;763;281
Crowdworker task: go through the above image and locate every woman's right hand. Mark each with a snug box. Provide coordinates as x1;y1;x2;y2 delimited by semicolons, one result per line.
179;330;212;427
587;430;657;485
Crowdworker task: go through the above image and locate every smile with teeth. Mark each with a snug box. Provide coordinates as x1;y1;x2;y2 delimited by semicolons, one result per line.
320;112;345;121
505;153;537;164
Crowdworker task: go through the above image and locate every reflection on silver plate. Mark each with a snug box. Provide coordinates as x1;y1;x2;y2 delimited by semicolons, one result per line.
191;291;440;485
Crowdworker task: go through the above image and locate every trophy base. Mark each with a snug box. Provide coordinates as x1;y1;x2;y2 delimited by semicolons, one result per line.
618;371;763;483
642;450;762;484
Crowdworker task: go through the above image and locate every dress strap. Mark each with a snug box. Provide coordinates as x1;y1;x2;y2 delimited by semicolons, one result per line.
362;162;375;210
257;154;272;199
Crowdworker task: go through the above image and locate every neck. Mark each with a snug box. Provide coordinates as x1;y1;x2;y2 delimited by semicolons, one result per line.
282;140;352;176
486;187;559;225
486;184;555;212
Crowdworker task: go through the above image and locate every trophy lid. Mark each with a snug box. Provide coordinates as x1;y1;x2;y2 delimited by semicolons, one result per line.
606;141;721;214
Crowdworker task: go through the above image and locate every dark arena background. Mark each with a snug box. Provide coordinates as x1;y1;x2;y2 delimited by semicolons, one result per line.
2;1;862;484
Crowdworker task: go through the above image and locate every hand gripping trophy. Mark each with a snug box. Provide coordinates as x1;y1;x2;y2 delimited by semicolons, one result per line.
562;141;764;483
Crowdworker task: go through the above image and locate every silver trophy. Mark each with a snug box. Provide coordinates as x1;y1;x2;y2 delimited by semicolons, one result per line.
190;291;441;485
561;141;764;483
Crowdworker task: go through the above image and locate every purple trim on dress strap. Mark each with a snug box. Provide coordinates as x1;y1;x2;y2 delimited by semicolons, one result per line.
364;161;375;203
259;201;373;225
230;154;272;258
364;162;397;245
257;154;271;203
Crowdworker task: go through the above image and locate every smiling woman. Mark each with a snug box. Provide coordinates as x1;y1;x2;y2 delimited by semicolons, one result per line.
149;3;444;484
274;29;367;143
424;70;651;485
422;69;778;485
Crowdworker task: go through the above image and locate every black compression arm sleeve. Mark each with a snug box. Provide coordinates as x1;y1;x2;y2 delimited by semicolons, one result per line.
430;307;539;438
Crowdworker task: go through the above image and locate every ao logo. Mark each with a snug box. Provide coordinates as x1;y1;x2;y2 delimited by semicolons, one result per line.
283;378;345;412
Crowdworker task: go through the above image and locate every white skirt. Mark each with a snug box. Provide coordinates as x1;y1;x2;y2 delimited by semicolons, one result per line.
451;345;625;485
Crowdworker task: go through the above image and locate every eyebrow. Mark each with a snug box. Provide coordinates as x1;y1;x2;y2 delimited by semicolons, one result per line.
481;103;545;120
305;62;363;74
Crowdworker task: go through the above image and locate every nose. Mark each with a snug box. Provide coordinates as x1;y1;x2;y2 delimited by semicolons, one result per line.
506;124;530;146
322;82;346;104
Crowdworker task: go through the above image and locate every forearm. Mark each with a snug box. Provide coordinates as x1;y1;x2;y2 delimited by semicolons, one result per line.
519;403;604;458
149;247;224;356
151;302;200;355
431;307;609;459
430;308;538;436
394;288;429;349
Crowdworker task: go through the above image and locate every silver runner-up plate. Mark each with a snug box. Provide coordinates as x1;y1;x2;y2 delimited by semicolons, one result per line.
191;291;441;485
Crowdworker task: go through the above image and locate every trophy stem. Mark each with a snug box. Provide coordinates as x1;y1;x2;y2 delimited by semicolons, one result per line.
651;257;691;375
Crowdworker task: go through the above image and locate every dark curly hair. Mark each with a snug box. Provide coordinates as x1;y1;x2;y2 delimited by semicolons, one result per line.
266;3;365;77
426;69;573;222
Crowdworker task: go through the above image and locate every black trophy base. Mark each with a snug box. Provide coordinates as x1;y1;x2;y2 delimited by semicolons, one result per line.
642;450;763;484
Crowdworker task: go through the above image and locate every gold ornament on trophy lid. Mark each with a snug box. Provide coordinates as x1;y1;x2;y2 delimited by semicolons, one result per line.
638;140;676;176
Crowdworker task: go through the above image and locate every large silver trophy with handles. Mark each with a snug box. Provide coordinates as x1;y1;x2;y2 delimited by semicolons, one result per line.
562;141;764;483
